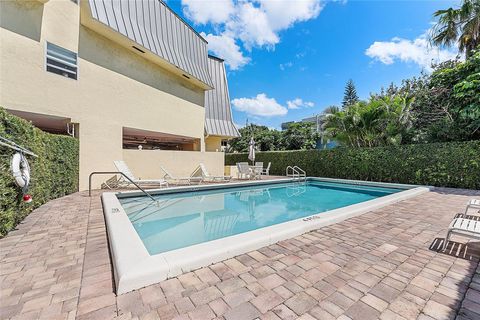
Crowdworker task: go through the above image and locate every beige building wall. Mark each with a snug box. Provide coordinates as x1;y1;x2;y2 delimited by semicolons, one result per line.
123;150;224;180
205;136;223;152
0;0;216;190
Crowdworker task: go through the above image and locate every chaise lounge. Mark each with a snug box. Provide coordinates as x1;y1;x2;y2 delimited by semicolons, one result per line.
113;160;168;188
443;199;480;249
159;165;202;185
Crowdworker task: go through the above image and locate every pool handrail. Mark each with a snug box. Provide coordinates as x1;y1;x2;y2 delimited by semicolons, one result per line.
286;166;306;180
88;171;157;203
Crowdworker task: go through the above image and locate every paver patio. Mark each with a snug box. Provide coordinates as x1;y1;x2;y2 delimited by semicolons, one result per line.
1;184;479;320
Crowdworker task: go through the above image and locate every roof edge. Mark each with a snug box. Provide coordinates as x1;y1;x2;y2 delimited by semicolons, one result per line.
160;0;208;44
208;54;225;62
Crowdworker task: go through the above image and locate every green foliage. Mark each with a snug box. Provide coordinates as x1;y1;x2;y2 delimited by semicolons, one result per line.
430;0;480;57
0;108;79;237
323;94;414;147
342;79;359;108
280;122;320;150
226;140;480;189
229;124;282;152
408;50;480;142
228;123;319;152
327;50;480;146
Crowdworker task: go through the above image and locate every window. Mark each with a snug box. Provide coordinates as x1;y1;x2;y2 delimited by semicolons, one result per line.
46;42;78;80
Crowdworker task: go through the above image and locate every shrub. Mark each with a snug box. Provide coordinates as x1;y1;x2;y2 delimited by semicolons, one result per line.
226;141;480;189
0;108;79;237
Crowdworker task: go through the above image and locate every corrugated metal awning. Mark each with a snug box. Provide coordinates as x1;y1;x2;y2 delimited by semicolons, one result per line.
84;0;213;88
205;56;240;138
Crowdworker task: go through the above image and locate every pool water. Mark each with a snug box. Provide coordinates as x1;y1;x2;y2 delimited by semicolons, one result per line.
119;181;402;255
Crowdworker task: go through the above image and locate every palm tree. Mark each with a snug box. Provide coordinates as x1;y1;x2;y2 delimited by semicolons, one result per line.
430;0;480;57
322;96;414;148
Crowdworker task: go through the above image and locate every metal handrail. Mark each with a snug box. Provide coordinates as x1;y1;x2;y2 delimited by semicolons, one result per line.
286;165;306;180
293;166;305;176
88;171;157;203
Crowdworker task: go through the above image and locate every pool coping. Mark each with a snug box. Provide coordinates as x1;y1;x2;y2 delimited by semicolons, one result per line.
101;177;432;294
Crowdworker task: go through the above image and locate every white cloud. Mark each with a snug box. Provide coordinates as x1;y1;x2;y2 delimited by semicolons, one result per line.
231;93;288;117
201;33;250;70
259;0;323;31
286;98;315;109
182;0;234;24
182;0;323;68
365;34;457;71
279;62;293;70
226;2;279;50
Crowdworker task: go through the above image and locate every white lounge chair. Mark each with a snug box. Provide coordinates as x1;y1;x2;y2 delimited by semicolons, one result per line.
159;165;202;185
463;199;480;216
443;216;480;249
113;160;168;188
194;163;232;182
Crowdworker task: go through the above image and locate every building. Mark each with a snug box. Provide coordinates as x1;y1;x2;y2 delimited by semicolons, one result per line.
281;114;337;149
0;0;239;190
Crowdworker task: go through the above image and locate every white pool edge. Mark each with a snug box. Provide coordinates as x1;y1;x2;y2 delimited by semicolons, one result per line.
101;178;432;294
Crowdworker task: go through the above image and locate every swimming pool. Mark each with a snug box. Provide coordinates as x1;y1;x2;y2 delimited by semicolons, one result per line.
120;181;401;255
102;177;431;294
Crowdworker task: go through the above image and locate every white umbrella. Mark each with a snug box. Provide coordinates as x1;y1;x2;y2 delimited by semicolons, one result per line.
248;137;255;164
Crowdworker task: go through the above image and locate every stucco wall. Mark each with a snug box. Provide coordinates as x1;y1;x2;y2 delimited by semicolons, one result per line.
123;150;225;179
205;136;223;152
0;0;208;190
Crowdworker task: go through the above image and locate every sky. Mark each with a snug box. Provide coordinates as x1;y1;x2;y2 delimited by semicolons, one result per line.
167;0;460;129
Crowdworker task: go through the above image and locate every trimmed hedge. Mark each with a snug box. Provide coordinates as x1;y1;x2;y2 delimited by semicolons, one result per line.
226;140;480;189
0;108;79;237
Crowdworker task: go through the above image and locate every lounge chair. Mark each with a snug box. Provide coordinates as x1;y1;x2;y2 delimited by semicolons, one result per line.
159;165;202;185
113;160;168;188
443;216;480;249
463;199;480;216
237;162;252;180
194;163;232;182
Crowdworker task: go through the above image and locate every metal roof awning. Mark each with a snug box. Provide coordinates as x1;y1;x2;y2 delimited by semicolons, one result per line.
81;0;213;89
204;56;240;138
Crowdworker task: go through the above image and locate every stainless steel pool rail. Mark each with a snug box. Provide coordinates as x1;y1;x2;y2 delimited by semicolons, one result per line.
88;171;157;203
286;166;306;180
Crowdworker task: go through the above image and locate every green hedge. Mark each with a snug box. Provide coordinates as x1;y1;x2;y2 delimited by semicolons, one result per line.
226;141;480;189
0;108;79;237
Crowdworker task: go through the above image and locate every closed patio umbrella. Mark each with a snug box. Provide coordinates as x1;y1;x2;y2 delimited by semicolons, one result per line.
248;137;255;165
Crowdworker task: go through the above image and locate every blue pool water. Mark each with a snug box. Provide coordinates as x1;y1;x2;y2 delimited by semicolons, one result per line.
119;181;402;255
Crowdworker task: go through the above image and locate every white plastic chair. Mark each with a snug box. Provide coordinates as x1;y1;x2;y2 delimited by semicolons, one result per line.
443;216;480;249
113;160;168;188
195;163;232;182
463;199;480;217
237;162;251;180
262;162;271;176
160;165;202;185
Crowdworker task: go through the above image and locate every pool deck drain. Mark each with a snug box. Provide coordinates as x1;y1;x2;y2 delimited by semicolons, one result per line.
0;180;479;320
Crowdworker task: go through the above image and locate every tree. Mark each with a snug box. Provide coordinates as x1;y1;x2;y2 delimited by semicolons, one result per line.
228;124;281;152
407;50;480;142
281;122;320;150
430;0;480;57
342;79;359;109
323;95;414;147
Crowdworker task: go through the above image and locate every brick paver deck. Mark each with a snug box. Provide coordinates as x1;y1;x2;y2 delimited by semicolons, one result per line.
1;185;479;320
